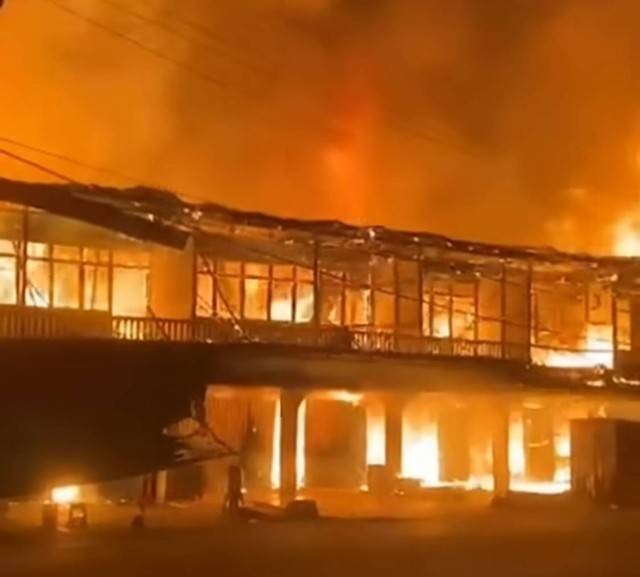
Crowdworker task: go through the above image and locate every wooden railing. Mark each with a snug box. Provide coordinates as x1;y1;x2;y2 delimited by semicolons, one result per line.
110;315;522;362
0;305;112;339
0;305;538;364
112;316;241;342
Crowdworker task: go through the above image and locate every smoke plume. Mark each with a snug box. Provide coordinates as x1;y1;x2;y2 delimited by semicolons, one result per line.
2;0;640;253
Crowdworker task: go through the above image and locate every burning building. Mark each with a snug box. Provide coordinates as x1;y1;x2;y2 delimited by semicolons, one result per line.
2;176;640;507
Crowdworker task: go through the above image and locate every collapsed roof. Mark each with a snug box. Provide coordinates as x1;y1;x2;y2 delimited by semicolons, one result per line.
0;177;638;275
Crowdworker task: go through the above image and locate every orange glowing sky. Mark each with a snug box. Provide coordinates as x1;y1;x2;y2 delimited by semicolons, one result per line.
3;0;640;253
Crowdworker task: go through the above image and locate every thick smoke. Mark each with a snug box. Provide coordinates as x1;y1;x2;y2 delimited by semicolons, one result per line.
2;0;640;252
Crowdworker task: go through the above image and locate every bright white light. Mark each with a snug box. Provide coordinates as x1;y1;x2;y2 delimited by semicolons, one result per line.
51;485;79;505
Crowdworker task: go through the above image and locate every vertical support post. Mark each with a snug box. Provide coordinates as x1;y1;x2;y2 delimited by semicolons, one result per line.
473;274;480;356
107;250;114;316
79;247;85;311
492;407;510;499
291;264;298;323
280;389;303;504
428;276;434;337
525;262;533;363
239;261;246;321
584;280;590;330
369;259;376;329
19;207;28;306
266;263;273;322
340;271;347;327
312;240;321;331
448;278;454;345
48;242;54;307
155;470;167;505
500;263;507;359
393;258;400;351
190;245;198;321
531;266;538;354
417;254;424;337
612;284;619;370
211;258;218;318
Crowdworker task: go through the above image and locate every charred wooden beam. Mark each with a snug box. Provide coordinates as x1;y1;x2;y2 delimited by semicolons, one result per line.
0;178;189;249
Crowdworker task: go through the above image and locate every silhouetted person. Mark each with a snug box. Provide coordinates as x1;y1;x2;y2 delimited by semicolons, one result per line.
224;465;244;516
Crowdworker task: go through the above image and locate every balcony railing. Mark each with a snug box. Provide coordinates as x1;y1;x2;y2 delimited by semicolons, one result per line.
0;305;112;339
0;305;613;367
110;316;522;362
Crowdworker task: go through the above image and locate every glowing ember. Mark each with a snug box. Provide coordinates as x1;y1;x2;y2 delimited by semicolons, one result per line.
51;485;79;505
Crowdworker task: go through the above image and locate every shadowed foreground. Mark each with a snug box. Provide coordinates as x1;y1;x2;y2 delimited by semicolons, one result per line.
1;504;639;577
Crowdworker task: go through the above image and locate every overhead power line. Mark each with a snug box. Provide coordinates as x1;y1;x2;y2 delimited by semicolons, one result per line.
40;0;227;89
133;0;246;51
98;0;207;47
0;147;78;184
97;0;272;78
38;0;470;159
0;136;139;184
0;136;212;204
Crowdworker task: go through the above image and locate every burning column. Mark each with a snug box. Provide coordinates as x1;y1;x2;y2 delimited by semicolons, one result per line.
279;390;304;504
385;394;409;483
492;407;511;499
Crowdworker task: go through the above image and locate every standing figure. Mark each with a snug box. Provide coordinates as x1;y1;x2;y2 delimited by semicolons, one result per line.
223;465;244;516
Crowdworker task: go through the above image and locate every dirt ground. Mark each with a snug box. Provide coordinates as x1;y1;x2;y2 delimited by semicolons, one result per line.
1;498;640;577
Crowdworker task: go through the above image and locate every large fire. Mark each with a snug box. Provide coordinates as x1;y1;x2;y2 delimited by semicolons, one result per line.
51;485;80;505
365;401;386;466
614;217;640;257
532;324;614;369
373;402;571;494
401;404;440;486
508;410;571;495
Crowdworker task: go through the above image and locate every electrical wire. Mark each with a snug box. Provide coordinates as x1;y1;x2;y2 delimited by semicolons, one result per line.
0;136;215;204
39;0;227;89
0;146;618;347
97;0;273;78
0;136;141;184
0;147;78;184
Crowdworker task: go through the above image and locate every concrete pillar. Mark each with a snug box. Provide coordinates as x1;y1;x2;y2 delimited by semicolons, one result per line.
385;396;406;480
492;409;510;498
280;390;304;504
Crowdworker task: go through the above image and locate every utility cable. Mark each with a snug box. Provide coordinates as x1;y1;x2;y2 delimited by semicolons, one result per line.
40;0;227;89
